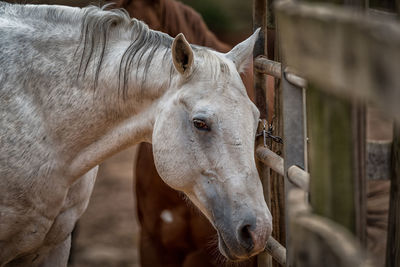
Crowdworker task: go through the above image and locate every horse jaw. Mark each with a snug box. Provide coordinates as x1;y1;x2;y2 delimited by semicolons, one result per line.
152;30;272;261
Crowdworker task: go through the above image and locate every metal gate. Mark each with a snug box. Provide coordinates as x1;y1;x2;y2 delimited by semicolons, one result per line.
252;0;400;266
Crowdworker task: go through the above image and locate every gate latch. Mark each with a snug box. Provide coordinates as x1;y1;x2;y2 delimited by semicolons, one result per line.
256;119;283;147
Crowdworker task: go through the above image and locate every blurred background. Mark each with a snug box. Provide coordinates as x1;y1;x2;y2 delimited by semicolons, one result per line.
180;0;251;38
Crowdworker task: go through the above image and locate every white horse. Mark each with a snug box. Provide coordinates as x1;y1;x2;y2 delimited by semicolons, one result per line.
0;2;272;266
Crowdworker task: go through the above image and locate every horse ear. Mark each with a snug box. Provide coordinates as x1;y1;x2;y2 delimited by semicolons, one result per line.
226;28;260;73
172;33;194;75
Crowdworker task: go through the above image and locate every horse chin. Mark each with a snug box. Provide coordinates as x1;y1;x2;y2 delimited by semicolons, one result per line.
217;233;238;261
217;231;251;262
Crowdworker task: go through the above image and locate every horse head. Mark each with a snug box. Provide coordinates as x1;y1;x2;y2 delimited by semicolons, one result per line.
152;29;272;261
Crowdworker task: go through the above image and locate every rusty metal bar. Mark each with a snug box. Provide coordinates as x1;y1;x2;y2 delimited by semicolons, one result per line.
281;45;307;267
288;190;367;267
265;237;287;266
287;165;310;192
256;146;284;176
254;56;282;78
256;146;310;192
284;69;307;89
254;57;307;90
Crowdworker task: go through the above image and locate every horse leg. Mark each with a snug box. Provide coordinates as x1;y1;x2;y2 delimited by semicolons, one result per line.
41;166;98;267
39;235;71;267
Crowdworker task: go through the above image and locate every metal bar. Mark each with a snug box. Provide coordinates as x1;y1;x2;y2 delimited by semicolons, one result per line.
288;188;366;267
284;70;307;89
254;56;281;78
255;147;310;192
265;237;287;266
282;50;307;267
287;166;310;192
253;58;308;90
256;146;284;176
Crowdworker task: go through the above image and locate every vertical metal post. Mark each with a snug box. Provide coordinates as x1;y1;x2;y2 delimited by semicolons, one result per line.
281;71;306;267
253;0;272;266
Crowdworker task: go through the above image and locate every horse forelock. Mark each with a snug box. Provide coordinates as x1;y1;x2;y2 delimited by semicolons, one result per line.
189;49;233;86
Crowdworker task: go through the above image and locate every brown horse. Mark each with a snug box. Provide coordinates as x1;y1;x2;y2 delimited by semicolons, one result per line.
113;0;269;266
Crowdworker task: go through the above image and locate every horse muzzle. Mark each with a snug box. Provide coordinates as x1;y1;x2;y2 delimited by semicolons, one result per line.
216;212;272;261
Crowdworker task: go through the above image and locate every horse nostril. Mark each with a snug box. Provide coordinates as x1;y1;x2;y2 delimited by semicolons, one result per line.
238;224;255;252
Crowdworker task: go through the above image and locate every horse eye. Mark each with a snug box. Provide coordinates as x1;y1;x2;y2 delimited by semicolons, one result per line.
193;119;210;131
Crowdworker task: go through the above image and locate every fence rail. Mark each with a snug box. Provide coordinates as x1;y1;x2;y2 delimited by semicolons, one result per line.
254;57;307;88
265;237;287;266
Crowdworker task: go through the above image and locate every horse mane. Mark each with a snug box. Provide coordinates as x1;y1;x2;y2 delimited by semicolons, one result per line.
1;2;176;96
76;5;175;97
77;4;229;97
3;2;228;97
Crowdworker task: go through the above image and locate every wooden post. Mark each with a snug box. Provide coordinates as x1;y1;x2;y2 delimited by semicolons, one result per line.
264;1;286;267
253;0;273;266
386;125;400;267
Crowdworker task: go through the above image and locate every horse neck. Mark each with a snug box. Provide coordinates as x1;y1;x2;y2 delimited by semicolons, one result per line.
50;16;176;180
0;4;176;182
